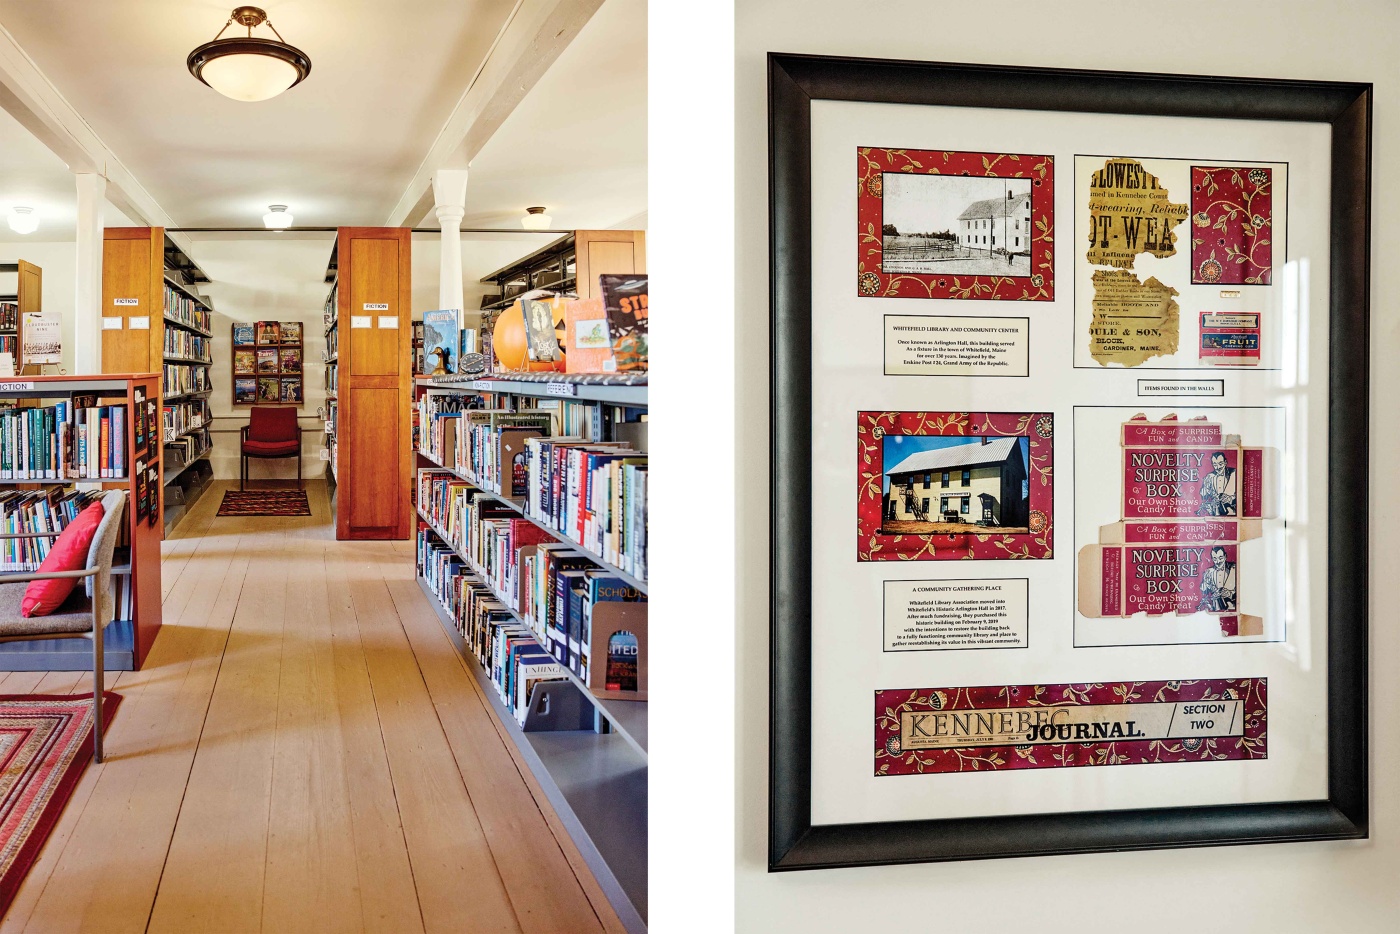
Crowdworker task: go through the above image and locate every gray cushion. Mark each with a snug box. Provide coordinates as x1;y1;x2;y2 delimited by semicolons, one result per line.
0;581;94;636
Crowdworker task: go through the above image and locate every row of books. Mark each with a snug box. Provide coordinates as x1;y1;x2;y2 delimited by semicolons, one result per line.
522;438;648;581
0;402;128;480
418;530;568;724
165;426;211;469
163;364;212;397
163;399;209;442
0;489;103;571
325;361;338;396
417;470;646;687
232;321;304;345
164;286;211;333
0;334;15;360
0;302;15;331
163;329;211;362
326;323;339;360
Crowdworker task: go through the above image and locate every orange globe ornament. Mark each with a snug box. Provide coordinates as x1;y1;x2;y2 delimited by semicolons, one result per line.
491;303;530;371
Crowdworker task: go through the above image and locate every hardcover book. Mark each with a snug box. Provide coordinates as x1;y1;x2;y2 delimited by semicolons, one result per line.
421;309;459;375
599;274;648;371
564;298;615;374
521;297;563;363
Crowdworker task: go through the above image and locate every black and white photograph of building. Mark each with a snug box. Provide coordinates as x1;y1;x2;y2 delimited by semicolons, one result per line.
881;174;1033;276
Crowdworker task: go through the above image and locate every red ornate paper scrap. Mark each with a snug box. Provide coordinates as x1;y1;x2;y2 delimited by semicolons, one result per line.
1190;166;1273;285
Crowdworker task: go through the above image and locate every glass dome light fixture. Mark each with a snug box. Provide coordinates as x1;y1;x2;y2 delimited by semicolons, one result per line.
262;204;294;229
187;6;311;103
7;207;38;235
520;206;553;230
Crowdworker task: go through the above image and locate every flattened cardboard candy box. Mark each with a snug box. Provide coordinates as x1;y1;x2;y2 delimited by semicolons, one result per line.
1119;415;1277;520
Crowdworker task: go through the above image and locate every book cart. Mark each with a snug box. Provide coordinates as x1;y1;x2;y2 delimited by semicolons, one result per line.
0;374;163;670
412;372;647;934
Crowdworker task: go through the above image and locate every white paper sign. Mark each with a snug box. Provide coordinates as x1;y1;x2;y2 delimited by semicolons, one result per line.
363;303;389;311
21;312;61;364
102;318;124;330
351;316;372;329
129;316;151;330
113;298;139;306
0;354;14;378
377;315;398;329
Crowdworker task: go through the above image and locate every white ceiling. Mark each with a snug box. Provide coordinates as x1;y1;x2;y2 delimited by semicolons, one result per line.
0;0;645;291
0;0;518;227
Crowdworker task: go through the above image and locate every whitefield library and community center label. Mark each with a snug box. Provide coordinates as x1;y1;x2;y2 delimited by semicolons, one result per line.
883;314;1029;376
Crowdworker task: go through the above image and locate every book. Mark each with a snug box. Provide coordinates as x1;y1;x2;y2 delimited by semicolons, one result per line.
234;349;256;374
599;274;648;371
281;321;303;343
232;323;255;345
255;321;281;344
564;298;615;373
256;348;279;373
521;297;563;363
421;309;459;375
234;377;257;404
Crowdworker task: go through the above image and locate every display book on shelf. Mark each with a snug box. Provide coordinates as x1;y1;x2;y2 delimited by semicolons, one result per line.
231;319;305;405
412;373;648;934
0;374;164;671
161;278;215;534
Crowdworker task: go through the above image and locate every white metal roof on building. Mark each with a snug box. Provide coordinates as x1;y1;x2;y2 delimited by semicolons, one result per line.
885;436;1020;476
957;192;1032;221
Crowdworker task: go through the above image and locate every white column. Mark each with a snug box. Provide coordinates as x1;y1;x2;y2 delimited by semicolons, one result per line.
73;173;106;374
432;168;470;344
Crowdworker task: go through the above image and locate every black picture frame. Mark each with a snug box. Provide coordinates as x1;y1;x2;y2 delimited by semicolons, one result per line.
768;53;1370;871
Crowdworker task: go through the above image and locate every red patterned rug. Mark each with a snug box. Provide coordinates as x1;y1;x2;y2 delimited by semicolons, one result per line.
217;489;312;517
0;692;120;914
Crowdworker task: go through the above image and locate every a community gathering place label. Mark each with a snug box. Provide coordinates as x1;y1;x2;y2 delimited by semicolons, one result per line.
883;314;1029;376
884;579;1029;651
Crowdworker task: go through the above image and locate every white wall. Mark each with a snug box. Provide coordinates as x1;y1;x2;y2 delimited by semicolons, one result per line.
734;1;1400;931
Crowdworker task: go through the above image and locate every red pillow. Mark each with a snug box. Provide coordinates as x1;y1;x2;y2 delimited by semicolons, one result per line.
21;502;105;618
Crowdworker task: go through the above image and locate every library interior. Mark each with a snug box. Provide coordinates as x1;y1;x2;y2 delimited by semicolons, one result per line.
0;1;648;931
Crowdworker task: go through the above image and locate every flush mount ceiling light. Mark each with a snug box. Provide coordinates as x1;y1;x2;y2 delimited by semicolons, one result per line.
6;207;38;235
520;206;553;230
262;204;294;229
187;6;311;102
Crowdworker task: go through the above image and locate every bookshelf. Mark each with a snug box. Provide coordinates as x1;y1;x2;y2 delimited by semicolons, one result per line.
0;374;163;670
412;372;647;933
0;260;41;369
320;274;339;489
102;228;216;535
328;228;412;541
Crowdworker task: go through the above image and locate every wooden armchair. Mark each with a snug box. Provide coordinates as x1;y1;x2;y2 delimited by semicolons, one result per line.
0;490;126;762
240;406;302;490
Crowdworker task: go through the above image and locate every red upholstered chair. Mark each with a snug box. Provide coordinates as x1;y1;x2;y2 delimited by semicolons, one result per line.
240;407;302;490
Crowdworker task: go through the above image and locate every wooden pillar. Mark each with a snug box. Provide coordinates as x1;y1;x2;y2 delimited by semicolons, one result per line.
336;227;413;540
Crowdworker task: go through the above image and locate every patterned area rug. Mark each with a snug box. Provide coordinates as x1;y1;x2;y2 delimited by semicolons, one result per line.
218;489;312;517
0;693;120;915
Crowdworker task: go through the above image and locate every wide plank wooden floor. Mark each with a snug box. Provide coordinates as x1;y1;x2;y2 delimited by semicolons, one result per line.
0;480;623;934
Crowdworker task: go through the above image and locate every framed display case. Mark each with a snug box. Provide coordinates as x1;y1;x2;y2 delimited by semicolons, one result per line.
768;53;1370;870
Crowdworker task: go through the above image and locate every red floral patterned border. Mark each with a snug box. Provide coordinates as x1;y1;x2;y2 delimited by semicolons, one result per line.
857;148;1054;301
875;679;1267;776
1190;166;1273;285
857;411;1053;562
